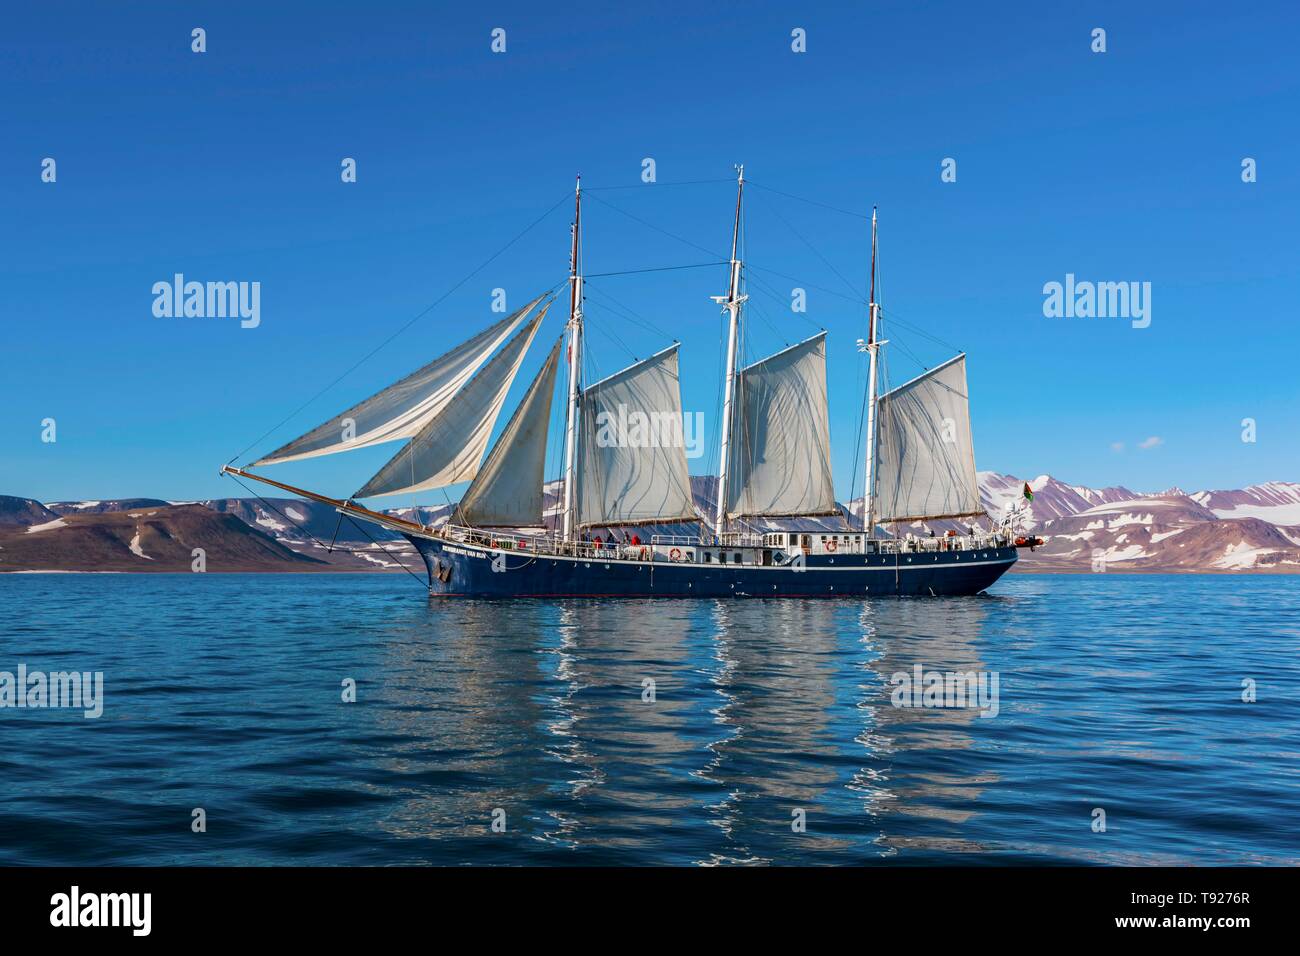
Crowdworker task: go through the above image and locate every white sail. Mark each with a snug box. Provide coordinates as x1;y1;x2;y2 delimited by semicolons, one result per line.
458;335;563;527
578;345;696;526
353;307;546;499
873;353;983;523
726;332;837;518
254;296;545;465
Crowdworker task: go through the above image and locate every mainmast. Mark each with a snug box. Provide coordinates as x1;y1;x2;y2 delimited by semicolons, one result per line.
561;176;583;541
712;165;746;542
862;206;883;535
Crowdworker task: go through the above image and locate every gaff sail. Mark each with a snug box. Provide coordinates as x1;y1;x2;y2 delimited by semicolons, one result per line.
872;353;983;522
725;332;837;519
578;345;697;526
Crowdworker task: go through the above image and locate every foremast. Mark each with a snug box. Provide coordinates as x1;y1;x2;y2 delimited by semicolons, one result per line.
712;165;746;542
561;176;583;541
863;206;884;536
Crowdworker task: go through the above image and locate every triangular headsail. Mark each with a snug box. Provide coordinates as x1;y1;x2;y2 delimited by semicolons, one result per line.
578;345;696;527
353;306;547;499
873;353;983;523
254;295;545;465
726;332;837;519
457;335;564;527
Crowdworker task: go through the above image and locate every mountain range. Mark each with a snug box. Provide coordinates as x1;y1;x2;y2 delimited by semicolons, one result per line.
3;474;1299;574
974;473;1300;572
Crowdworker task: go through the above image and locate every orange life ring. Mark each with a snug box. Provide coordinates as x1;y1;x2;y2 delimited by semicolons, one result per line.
669;548;682;561
825;539;838;552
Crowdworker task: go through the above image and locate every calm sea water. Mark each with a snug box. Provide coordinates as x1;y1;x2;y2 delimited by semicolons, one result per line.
1;573;1296;866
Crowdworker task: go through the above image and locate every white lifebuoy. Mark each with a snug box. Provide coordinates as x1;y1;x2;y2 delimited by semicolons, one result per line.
825;539;838;552
669;548;682;561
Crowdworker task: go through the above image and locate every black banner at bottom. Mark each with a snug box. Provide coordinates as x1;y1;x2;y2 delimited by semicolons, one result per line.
0;865;1285;940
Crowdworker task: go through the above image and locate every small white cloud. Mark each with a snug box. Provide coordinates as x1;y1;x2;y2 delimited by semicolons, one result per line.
1138;436;1163;450
1110;441;1125;453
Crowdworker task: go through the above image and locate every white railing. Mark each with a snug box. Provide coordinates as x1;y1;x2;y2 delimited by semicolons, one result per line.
651;533;705;547
868;532;1008;554
434;523;1011;562
719;532;765;548
439;524;655;561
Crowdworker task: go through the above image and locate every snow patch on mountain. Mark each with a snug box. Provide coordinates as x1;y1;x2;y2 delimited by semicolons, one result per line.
1212;543;1276;570
26;518;68;534
1189;482;1300;525
128;531;153;560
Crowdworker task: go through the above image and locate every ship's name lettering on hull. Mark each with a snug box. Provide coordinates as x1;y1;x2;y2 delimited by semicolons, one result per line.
441;545;488;559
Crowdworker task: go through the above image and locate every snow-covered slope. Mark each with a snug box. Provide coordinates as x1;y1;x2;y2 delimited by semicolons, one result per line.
26;472;1300;574
1189;482;1300;526
979;474;1300;572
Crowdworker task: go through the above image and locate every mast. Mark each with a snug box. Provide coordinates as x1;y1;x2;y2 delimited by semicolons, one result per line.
863;206;882;535
561;176;583;541
712;165;746;542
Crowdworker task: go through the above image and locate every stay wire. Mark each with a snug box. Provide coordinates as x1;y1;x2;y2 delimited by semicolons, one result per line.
581;282;673;342
224;472;427;587
746;180;871;221
584;191;724;261
583;178;736;191
227;191;573;465
585;261;725;279
749;187;864;300
746;261;867;307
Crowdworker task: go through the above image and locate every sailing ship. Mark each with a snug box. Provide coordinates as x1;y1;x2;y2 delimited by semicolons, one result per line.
221;169;1038;597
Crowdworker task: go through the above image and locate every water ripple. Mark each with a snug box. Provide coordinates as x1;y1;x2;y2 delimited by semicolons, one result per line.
0;572;1296;865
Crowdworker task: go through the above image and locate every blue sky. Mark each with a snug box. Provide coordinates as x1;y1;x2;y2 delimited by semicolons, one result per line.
3;1;1297;505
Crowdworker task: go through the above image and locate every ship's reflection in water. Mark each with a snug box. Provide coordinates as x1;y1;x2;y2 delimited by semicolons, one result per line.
7;575;1294;865
862;597;1003;859
340;579;1300;867
362;594;1017;864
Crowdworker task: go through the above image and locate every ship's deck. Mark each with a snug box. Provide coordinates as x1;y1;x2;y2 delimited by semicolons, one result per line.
415;523;1015;568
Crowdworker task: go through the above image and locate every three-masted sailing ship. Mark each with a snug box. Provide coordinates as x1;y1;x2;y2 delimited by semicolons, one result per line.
221;169;1034;596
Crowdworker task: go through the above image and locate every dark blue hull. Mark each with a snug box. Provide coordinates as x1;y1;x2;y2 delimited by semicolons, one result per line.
406;534;1018;598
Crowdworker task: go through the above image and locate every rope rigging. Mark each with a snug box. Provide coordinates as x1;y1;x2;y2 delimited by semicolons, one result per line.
583;177;736;191
221;173;972;549
224;471;428;587
584;261;725;279
227;191;574;466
